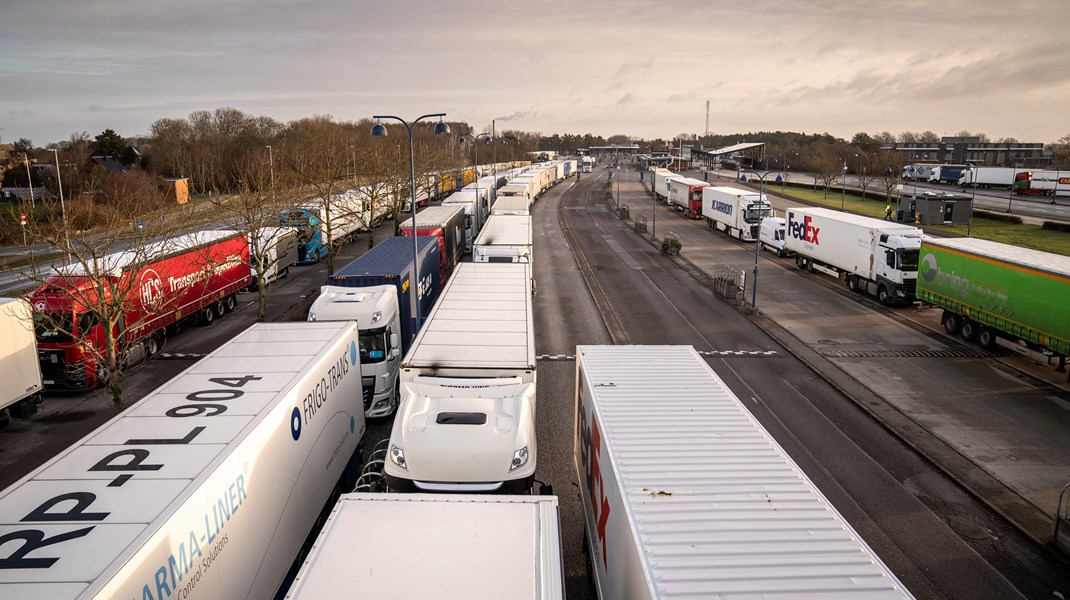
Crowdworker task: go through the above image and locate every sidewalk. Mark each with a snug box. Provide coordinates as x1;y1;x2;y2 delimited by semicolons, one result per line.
608;170;1070;550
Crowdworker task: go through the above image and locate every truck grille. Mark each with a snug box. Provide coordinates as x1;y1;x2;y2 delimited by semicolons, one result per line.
362;385;373;411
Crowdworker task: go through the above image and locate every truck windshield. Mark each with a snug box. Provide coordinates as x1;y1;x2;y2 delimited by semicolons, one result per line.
898;249;920;270
359;326;388;364
745;204;773;223
34;312;73;343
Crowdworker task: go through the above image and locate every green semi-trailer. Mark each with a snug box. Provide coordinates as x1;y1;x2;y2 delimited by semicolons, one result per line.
917;238;1070;374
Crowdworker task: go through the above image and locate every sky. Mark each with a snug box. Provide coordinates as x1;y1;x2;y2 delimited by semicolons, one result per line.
2;0;1068;147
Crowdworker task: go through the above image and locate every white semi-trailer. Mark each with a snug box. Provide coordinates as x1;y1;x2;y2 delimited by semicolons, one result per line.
385;262;537;494
958;166;1016;189
784;207;924;305
283;493;564;599
247;226;299;288
575;345;915;600
653;169;682;204
473;214;533;263
0;298;42;428
442;189;489;253
492;195;531;216
0;322;366;600
702;186;773;241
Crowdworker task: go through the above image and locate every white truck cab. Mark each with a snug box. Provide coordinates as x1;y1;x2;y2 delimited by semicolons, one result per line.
309;285;402;417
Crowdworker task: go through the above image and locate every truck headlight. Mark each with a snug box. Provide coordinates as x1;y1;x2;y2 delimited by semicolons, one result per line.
509;446;529;471
390;445;407;470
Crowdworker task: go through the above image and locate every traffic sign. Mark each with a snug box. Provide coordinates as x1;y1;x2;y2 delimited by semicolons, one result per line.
20;213;26;225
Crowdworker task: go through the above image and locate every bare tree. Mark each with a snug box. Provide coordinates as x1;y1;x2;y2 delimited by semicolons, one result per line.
809;143;844;198
855;152;882;200
876;150;905;205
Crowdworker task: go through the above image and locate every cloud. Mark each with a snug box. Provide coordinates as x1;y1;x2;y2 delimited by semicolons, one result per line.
616;94;637;106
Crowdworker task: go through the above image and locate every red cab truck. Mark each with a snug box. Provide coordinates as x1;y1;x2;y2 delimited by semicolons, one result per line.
30;230;251;391
399;205;465;284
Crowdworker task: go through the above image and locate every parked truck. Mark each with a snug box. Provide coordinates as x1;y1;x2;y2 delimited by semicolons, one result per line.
247;226;299;289
574;345;915;600
917;237;1070;368
30;230;251;391
280;190;367;264
665;176;706;219
0;321;366;600
784;207;923;305
442;188;490;252
1012;170;1070;197
958;166;1016;189
473;214;533;263
0;298;42;428
653;169;682;205
702;186;773;241
927;165;967;185
399;204;465;284
384;262;537;494
308;236;442;417
283;493;564;599
491;194;531;216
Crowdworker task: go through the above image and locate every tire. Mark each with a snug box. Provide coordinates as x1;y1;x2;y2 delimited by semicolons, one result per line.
847;275;860;293
214;301;226;320
224;294;237;313
961;319;979;342
95;363;110;389
978;327;998;350
737;229;744;241
145;333;163;358
796;255;806;269
201;305;215;326
943;312;961;335
877;286;891;305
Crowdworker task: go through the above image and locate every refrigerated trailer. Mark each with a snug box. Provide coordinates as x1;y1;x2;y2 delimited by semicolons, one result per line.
702;186;772;241
1012;170;1070;197
400;205;466;284
30;231;251;391
473;214;533;263
665;176;706;219
283;494;564;599
0;298;42;427
574;345;915;600
385;262;537;494
917;237;1070;370
784;207;923;305
0;322;366;600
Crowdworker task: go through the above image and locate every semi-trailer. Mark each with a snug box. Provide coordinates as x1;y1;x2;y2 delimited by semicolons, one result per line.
665;176;706;219
958;166;1016;189
30;230;251;391
280;191;367;265
473;214;533;263
246;226;298;289
308;236;442;417
399;204;465;284
927;165;967;185
574;345;915;600
442;188;489;253
0;321;366;600
283;494;564;599
917;237;1070;370
784;207;923;305
702;186;773;241
384;262;537;494
653;169;682;204
0;298;43;428
1012;170;1070;197
491;195;531;216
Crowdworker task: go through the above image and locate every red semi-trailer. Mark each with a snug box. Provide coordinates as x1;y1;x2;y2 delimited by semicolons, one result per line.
31;231;251;390
399;205;465;284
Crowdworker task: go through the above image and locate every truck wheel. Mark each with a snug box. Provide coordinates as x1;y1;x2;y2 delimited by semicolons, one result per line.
280;266;290;279
877;286;891;304
201;306;215;326
942;312;961;335
145;333;163;358
224;295;237;313
214;301;226;319
95;364;110;388
978;327;998;350
847;276;859;292
795;256;806;269
960;319;979;342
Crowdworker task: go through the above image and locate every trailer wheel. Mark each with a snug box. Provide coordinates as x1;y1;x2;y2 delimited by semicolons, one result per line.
877;286;891;304
978;327;998;350
201;305;215;326
960;319;979;342
942;312;961;335
795;256;806;269
145;333;163;358
214;301;226;319
224;294;237;313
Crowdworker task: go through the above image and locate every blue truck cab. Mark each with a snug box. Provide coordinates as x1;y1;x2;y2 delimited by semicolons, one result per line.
281;206;326;264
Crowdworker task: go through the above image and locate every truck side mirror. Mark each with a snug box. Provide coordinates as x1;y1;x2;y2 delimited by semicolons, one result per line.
390;332;399;349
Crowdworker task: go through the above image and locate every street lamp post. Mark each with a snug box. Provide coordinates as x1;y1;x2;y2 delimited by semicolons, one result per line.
49;148;71;260
741;170;781;311
839;157;848;211
965;162;978;237
460;129;492;218
25;153;35;209
371;113;450;332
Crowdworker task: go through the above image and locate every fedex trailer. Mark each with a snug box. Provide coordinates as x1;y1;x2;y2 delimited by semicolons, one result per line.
574;345;914;600
0;322;366;600
784;207;923;305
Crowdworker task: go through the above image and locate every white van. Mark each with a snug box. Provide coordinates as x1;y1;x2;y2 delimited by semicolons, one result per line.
759;216;790;256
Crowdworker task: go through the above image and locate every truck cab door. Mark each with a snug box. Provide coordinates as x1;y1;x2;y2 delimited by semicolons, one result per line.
875;247;897;282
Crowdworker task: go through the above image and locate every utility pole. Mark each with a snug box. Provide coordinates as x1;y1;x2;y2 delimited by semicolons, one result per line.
705;100;710;137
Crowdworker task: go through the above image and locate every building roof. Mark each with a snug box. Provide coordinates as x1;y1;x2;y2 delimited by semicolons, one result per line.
0;187;54;203
87;155;128;174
